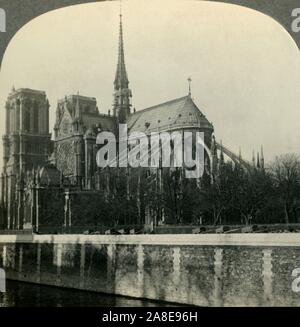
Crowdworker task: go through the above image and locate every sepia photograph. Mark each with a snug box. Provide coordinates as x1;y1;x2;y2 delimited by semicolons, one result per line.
0;0;300;321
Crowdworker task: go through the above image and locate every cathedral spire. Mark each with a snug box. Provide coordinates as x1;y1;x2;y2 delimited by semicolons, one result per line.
114;11;129;91
113;5;132;122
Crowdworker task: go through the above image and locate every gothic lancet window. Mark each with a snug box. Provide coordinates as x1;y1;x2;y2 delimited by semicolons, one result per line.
16;100;20;131
10;106;14;132
33;103;39;133
24;108;30;132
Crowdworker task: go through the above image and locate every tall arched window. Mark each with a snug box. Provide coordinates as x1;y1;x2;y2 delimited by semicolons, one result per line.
24;108;30;132
16;100;20;131
10;106;14;132
33;102;39;133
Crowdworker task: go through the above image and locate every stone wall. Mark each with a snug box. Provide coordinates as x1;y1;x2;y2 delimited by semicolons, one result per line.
0;234;300;306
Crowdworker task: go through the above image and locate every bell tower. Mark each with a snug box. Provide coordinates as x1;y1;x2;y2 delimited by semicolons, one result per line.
1;88;51;229
2;88;51;175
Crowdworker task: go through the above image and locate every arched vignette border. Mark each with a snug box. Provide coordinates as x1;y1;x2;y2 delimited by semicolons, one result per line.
0;0;299;67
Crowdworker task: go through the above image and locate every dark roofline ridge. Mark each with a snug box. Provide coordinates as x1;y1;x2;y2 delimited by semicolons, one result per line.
131;95;190;116
66;94;96;101
10;88;46;95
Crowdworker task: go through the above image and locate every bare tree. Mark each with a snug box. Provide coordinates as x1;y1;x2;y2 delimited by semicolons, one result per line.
270;154;300;224
200;163;233;225
230;166;272;225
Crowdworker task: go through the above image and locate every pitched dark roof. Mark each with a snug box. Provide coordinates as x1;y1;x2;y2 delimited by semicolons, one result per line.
82;114;116;133
127;95;213;134
57;94;117;133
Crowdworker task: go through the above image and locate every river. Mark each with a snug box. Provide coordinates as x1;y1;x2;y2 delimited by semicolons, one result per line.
0;280;171;307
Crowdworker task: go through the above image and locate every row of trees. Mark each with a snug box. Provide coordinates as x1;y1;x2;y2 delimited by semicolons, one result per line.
96;153;300;227
148;153;300;225
167;153;300;225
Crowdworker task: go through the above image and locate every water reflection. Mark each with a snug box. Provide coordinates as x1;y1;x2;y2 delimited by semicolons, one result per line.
0;280;174;307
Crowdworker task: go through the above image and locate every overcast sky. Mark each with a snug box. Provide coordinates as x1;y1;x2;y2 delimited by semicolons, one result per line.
0;0;299;165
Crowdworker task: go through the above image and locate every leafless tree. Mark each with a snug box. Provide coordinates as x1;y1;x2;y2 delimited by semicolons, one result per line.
270;154;300;224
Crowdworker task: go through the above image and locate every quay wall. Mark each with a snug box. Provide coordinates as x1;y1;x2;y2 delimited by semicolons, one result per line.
0;234;300;306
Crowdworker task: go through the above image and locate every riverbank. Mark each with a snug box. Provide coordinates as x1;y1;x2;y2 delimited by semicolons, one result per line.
0;233;300;306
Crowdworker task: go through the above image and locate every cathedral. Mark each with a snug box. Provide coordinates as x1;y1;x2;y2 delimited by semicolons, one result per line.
0;14;252;233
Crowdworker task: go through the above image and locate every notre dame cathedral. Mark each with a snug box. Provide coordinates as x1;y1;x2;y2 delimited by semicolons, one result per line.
0;14;244;233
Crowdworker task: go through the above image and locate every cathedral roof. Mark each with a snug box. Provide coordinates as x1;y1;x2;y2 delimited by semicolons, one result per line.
56;94;117;134
82;114;116;133
127;95;213;134
9;88;46;97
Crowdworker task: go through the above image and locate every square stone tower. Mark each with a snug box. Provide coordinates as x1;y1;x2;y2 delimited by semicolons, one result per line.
1;88;52;229
2;88;51;175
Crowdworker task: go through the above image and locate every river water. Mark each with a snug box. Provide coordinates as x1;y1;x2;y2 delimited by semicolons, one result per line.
0;280;170;307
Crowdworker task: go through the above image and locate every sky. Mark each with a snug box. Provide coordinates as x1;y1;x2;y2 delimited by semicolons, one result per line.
0;0;299;165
